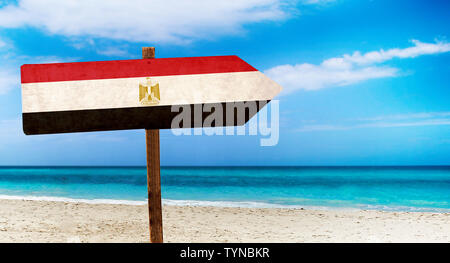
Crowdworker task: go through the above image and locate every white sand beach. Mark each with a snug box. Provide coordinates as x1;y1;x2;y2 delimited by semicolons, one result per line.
0;199;449;243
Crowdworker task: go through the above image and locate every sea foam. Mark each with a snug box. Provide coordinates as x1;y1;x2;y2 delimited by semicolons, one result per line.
1;194;448;212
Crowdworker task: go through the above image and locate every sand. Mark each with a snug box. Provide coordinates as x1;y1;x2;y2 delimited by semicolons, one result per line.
0;199;448;243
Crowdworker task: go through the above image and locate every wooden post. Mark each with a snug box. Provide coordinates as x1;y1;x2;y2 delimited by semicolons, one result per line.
143;47;163;243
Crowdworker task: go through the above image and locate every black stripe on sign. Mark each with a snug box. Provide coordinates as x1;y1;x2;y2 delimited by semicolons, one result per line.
22;101;268;135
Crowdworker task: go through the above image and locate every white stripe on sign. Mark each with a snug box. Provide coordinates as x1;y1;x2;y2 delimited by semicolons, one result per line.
22;71;281;113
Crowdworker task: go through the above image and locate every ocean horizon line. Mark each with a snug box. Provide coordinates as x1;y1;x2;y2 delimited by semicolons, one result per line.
1;165;450;168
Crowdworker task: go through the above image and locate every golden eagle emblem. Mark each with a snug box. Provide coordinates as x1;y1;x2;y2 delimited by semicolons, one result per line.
139;77;160;105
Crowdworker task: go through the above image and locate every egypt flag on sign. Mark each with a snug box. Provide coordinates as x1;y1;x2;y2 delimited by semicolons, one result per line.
21;56;282;135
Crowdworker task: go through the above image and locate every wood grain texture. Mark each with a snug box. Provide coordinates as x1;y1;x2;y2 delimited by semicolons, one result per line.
142;47;155;60
143;47;163;243
145;129;163;243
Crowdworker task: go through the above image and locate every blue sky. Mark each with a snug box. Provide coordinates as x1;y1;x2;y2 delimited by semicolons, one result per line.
0;0;449;166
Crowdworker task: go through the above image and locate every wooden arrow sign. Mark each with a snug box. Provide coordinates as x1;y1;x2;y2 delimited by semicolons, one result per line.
21;55;282;135
20;48;283;243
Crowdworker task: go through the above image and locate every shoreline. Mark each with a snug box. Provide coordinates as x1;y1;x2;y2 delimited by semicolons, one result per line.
0;198;449;242
0;194;449;213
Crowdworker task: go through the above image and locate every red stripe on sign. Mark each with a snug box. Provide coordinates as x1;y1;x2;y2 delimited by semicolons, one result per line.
21;55;257;84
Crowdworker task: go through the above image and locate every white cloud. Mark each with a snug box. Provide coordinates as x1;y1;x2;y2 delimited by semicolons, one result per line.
302;0;335;5
266;63;397;92
0;118;29;149
297;112;450;132
0;67;18;94
266;40;450;93
342;40;450;65
0;53;76;95
0;36;17;94
0;0;293;44
297;124;347;132
299;119;450;132
0;118;127;147
96;46;134;58
354;112;450;122
0;118;22;136
0;35;13;50
360;119;450;128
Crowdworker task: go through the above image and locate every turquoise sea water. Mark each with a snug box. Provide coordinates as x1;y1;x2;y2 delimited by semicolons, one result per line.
0;166;449;212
